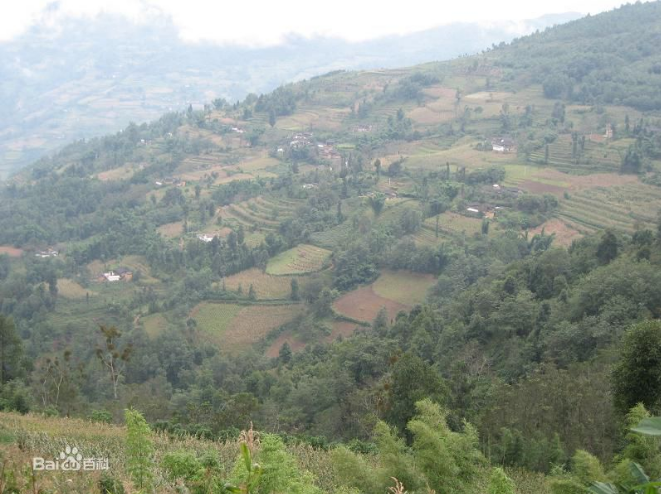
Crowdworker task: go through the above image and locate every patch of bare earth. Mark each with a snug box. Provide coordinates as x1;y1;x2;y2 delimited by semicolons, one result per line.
333;285;408;323
518;180;567;196
531;219;582;247
265;321;363;358
0;246;23;257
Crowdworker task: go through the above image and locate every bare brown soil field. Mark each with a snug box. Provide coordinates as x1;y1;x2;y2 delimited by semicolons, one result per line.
265;320;362;358
518;179;567;196
530;219;582;247
0;246;23;257
333;285;408;323
157;221;184;238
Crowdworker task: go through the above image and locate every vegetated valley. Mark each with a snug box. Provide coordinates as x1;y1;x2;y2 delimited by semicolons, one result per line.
2;3;661;493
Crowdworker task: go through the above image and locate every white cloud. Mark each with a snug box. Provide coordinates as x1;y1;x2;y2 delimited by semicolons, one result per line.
0;0;631;45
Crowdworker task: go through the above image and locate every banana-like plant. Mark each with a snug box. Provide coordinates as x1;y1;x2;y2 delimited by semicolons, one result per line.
590;418;661;494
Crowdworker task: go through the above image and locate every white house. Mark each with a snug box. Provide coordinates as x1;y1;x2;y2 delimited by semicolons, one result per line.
197;234;215;243
103;271;121;282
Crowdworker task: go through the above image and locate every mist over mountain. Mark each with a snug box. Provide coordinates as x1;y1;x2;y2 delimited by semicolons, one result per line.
0;11;580;176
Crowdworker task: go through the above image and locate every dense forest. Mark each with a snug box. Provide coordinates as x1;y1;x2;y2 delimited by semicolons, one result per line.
2;2;661;493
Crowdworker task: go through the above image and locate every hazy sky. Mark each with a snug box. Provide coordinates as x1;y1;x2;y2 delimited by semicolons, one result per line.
0;0;631;45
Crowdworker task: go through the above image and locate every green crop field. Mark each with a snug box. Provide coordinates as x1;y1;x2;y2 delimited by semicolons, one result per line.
372;269;437;306
191;302;302;351
190;302;244;342
266;244;332;275
222;268;297;299
557;182;661;234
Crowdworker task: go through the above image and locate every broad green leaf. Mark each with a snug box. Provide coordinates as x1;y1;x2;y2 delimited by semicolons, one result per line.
630;462;651;484
588;482;620;494
632;417;661;436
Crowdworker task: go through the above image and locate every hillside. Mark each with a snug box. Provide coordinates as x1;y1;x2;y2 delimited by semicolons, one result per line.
1;3;661;493
0;12;580;177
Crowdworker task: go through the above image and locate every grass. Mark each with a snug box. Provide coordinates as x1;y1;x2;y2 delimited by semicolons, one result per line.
141;313;169;338
266;244;331;275
57;279;93;299
372;270;436;306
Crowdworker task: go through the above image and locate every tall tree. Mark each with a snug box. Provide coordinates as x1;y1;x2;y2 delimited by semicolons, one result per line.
0;314;22;384
95;325;132;400
613;320;661;415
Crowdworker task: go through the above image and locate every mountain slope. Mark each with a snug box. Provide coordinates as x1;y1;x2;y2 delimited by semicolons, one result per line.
0;12;581;177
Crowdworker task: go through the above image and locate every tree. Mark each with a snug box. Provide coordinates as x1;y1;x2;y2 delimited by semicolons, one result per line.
34;350;83;416
125;408;154;492
488;467;516;494
613;320;661;415
369;193;386;216
248;284;256;300
597;230;618;265
290;279;300;301
279;342;292;364
0;314;22;384
386;353;448;435
95;325;132;400
621;145;643;174
269;110;276;128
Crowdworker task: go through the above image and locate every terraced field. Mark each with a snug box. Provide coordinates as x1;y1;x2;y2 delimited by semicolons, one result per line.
414;212;484;244
219;195;303;234
557;182;661;234
266;244;332;275
57;279;93;299
528;135;623;174
222;268;297;299
191;302;303;351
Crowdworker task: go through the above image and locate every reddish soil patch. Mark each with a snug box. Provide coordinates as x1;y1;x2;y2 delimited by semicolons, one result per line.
530;219;582;247
265;320;364;358
265;331;307;358
333;285;408;323
519;179;567;196
0;246;23;257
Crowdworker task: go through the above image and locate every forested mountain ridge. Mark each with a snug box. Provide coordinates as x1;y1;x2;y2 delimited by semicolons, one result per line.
1;2;661;493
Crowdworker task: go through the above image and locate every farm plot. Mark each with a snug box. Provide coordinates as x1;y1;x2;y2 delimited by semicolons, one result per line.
265;320;362;358
372;270;436;307
557;182;661;234
530;219;582;247
141;313;169;338
191;302;303;351
266;244;331;275
157;221;184;239
57;279;94;299
222;268;297;299
333;285;408;323
528;135;623;174
0;246;23;257
219;196;302;234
